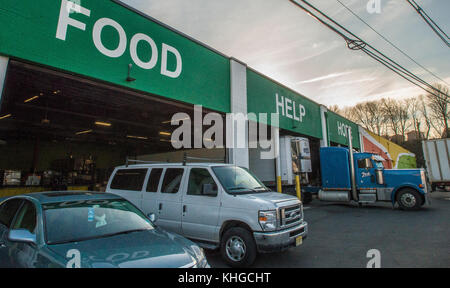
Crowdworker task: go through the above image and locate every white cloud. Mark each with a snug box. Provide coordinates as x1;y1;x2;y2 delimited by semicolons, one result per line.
296;71;354;85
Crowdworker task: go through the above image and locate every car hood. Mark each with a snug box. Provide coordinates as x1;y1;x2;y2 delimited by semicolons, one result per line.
235;191;300;208
48;228;197;268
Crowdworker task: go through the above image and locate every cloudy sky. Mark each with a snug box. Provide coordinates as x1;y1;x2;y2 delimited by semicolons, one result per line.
122;0;450;108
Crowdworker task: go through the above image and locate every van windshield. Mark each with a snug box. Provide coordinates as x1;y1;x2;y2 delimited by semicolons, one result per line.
212;166;270;194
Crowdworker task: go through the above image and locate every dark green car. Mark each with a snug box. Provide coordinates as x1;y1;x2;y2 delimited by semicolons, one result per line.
0;192;208;268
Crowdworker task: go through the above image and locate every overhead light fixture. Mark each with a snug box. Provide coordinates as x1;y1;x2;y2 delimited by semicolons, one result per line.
159;131;171;136
127;135;148;140
162;117;190;124
0;114;11;120
76;129;93;135
95;121;112;127
24;96;39;103
53;90;61;95
160;139;178;143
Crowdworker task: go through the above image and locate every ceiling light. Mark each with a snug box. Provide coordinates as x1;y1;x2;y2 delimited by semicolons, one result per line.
162;117;190;124
127;135;148;140
76;129;93;135
159;131;171;136
95;121;112;127
160;139;178;143
0;114;12;120
24;96;39;103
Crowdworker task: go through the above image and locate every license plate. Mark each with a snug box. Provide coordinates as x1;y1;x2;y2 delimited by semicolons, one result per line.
295;236;303;246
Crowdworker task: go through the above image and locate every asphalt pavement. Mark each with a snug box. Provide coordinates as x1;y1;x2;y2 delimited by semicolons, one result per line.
206;191;450;268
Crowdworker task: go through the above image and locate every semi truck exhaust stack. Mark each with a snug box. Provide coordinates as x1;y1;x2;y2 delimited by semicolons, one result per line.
347;127;358;202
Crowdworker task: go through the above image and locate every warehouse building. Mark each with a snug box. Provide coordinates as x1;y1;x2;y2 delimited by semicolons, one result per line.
0;0;413;197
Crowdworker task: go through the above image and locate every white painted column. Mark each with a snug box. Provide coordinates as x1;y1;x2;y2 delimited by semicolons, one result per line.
320;105;328;147
273;127;282;192
227;58;249;168
0;56;9;102
358;125;365;152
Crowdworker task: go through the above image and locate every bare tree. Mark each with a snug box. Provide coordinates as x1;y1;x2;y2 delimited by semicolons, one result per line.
426;84;449;138
419;95;437;140
381;98;401;138
398;99;411;142
351;102;374;132
406;97;422;140
365;101;384;136
328;105;340;113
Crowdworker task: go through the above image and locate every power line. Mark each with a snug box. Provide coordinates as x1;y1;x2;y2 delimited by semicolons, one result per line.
289;0;449;103
406;0;450;47
335;0;449;86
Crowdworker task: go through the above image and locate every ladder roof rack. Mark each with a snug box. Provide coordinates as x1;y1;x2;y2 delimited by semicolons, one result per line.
125;153;226;167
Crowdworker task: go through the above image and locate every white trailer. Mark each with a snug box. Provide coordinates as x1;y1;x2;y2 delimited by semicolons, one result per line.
249;136;313;200
422;139;450;191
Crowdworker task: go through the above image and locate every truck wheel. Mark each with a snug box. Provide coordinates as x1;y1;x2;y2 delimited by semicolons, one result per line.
220;227;257;267
302;192;312;204
397;189;421;210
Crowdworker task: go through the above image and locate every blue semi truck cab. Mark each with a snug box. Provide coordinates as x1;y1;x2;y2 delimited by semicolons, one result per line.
317;147;429;210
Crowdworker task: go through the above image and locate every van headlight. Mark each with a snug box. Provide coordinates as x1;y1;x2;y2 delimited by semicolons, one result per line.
259;210;278;231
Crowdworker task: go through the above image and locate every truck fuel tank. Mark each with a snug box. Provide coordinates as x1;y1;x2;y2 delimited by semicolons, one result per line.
318;190;350;202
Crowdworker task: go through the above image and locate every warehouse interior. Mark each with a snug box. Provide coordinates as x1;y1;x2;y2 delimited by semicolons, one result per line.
0;61;225;194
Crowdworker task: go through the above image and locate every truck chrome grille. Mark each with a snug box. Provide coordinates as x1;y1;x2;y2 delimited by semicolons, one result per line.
280;204;302;229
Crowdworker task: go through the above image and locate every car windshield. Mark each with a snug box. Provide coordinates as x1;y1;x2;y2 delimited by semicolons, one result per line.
212;166;269;194
43;199;154;245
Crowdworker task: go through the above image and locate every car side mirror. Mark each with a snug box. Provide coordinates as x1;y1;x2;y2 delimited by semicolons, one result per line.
202;184;217;196
147;213;157;222
8;229;36;245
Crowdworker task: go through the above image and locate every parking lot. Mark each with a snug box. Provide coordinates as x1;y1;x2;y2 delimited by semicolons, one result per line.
206;191;450;268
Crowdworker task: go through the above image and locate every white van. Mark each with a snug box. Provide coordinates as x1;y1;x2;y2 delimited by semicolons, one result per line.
106;162;308;267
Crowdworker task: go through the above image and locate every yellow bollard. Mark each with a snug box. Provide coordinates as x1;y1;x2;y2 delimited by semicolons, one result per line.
295;175;302;201
277;176;282;193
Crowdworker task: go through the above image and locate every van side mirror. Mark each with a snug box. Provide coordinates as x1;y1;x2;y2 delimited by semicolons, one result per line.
8;229;36;245
202;184;217;196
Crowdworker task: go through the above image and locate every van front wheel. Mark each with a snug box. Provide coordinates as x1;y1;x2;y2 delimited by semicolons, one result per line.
220;227;257;267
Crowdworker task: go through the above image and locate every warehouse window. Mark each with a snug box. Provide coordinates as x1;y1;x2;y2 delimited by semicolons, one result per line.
110;169;147;191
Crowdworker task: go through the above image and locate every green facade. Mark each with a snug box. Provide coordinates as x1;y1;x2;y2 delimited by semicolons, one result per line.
0;0;231;112
0;0;364;145
326;111;360;149
247;69;322;139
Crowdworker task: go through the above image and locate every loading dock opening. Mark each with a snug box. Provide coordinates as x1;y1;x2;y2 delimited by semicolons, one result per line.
0;61;225;197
